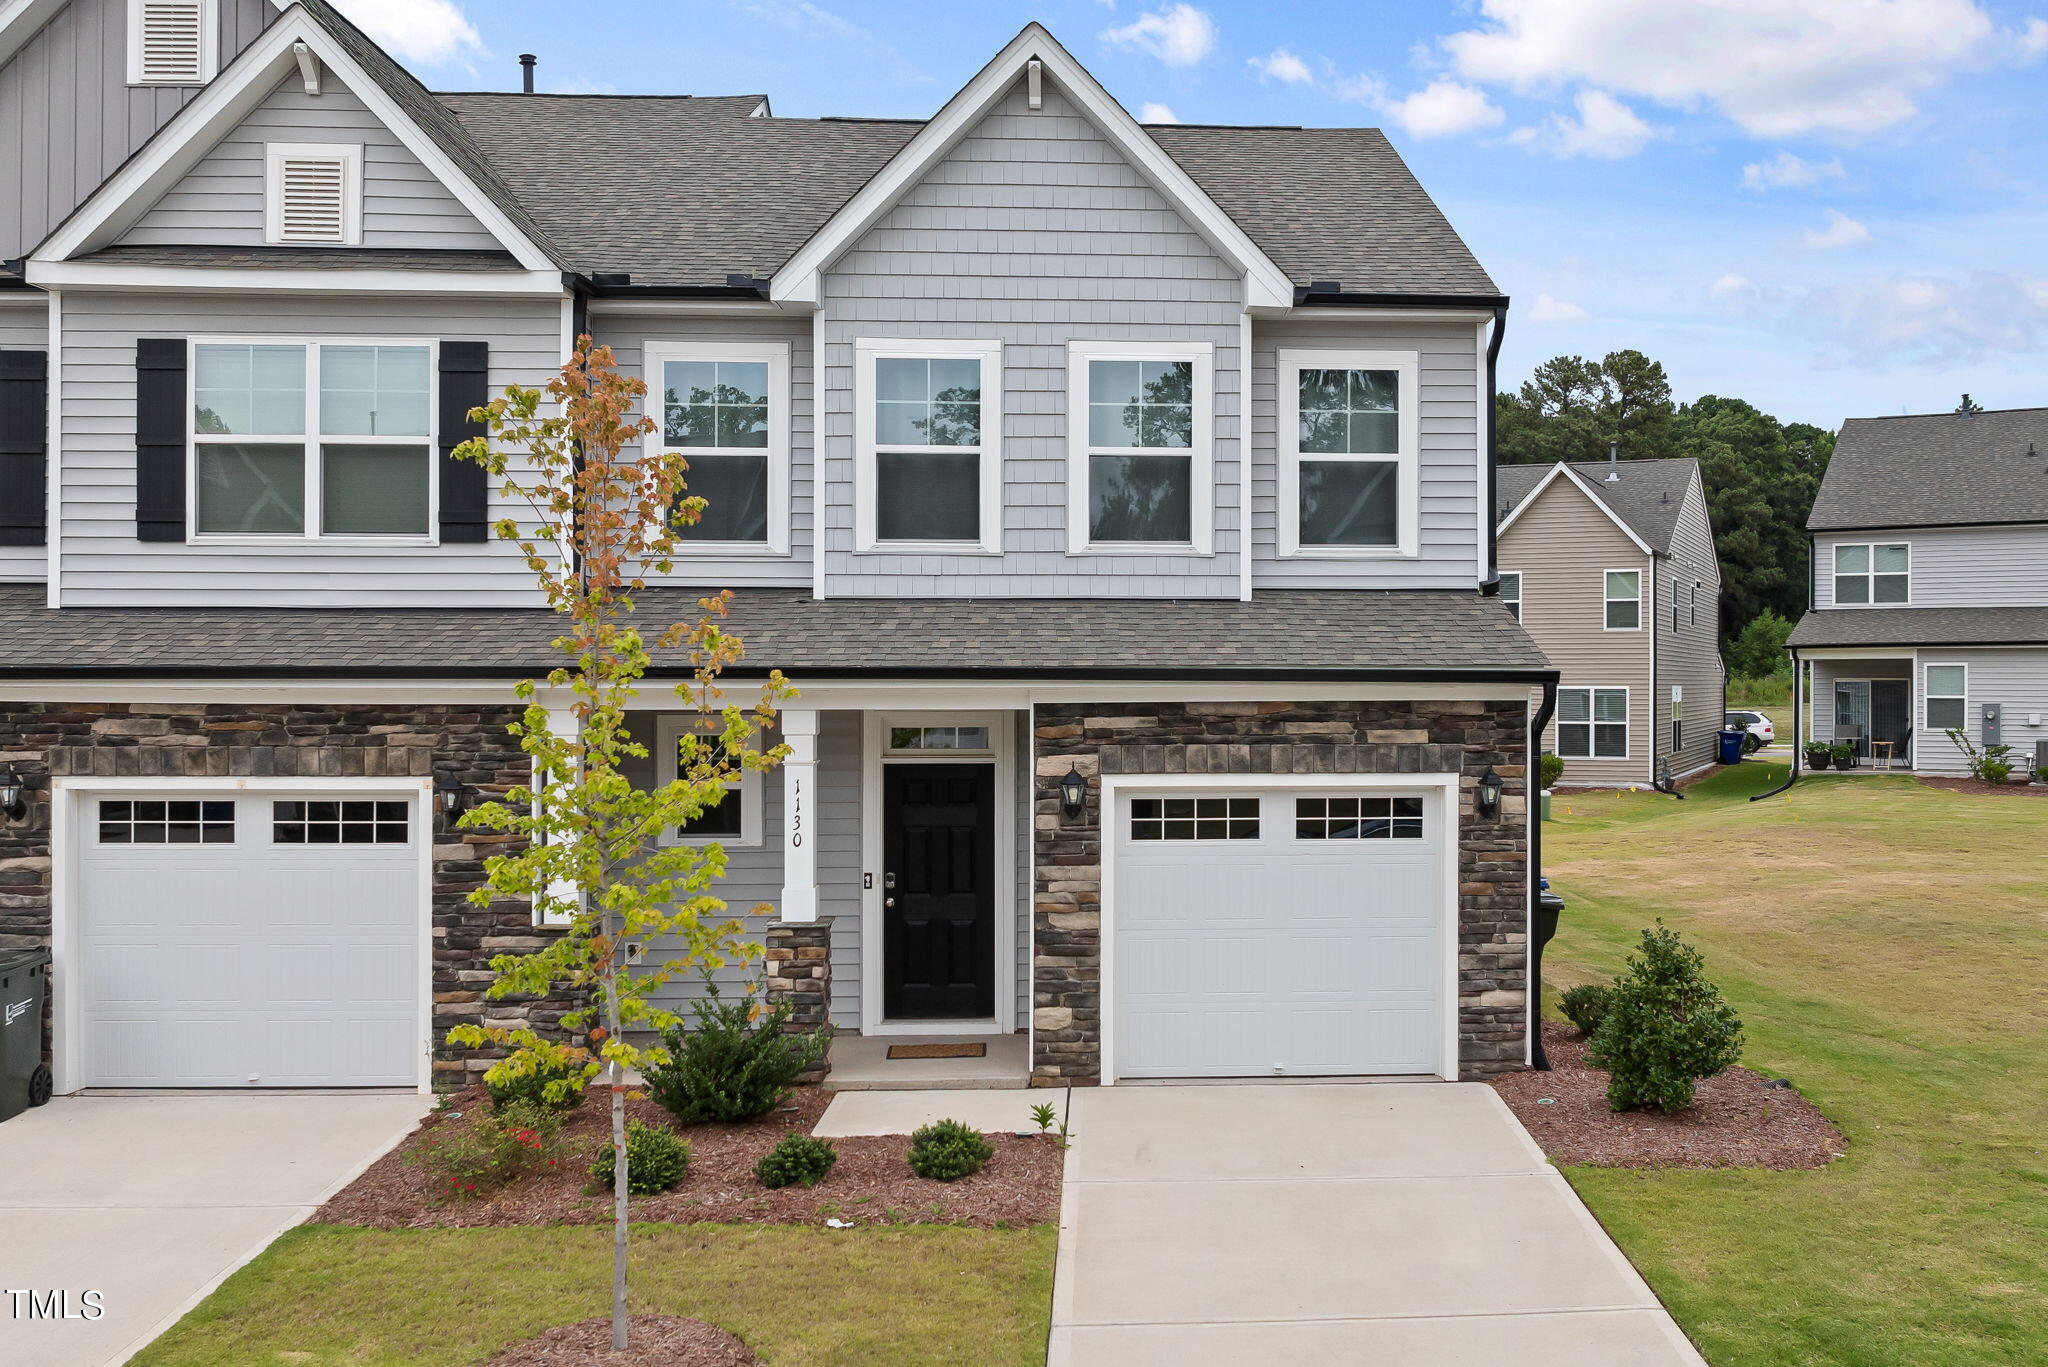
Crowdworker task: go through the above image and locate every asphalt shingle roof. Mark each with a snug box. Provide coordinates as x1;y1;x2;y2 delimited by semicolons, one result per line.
1495;458;1699;554
0;587;1549;679
1788;606;2048;649
1808;408;2048;531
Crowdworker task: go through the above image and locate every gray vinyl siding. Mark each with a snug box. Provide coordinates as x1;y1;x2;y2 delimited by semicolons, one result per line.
120;76;502;251
1250;316;1483;589
592;311;813;589
1662;470;1724;775
1813;526;2048;609
1498;475;1652;787
0;301;49;583
817;76;1244;598
56;290;560;606
0;0;276;260
1904;649;2048;777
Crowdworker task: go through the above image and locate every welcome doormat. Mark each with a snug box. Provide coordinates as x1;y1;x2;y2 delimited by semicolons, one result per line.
887;1042;987;1060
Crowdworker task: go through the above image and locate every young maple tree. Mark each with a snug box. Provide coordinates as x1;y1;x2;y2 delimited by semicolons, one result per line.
445;336;791;1351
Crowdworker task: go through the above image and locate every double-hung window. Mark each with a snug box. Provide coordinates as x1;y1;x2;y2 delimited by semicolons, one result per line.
855;338;1001;553
1925;664;1967;733
656;715;762;847
1065;341;1211;553
191;340;433;540
1604;569;1641;630
647;341;788;553
1558;687;1628;759
1278;349;1419;557
1833;542;1909;605
1499;571;1522;621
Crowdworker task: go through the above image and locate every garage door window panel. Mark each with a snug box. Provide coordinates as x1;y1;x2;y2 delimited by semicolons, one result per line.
1129;796;1259;841
1294;796;1424;840
272;799;410;844
97;799;235;844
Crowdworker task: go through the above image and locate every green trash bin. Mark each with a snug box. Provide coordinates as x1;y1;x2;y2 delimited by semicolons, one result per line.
0;947;53;1123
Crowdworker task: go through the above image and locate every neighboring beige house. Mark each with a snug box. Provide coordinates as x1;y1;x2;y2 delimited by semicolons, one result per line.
1497;458;1724;787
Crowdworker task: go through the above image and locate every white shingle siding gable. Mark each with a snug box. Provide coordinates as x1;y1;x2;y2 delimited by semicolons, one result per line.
817;78;1245;599
1812;525;2048;610
118;77;503;252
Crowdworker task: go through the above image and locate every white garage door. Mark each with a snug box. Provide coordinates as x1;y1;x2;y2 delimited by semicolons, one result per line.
79;792;421;1088
1112;786;1446;1079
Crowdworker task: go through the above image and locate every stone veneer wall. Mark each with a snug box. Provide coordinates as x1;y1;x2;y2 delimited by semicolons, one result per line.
0;702;564;1088
763;917;833;1082
1031;700;1529;1085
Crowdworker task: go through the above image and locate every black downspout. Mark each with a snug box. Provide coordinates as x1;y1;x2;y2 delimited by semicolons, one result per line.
1528;678;1559;1070
1750;647;1802;801
567;281;592;582
1479;304;1507;593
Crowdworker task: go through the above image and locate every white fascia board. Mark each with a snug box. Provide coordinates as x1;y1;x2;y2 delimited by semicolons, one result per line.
769;22;1293;310
0;0;67;68
26;260;567;295
1496;460;1654;555
33;9;557;271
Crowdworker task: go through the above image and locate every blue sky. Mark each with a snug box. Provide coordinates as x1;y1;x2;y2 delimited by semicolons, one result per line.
349;0;2048;428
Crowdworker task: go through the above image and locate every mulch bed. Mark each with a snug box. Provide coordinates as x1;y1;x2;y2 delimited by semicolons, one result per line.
1489;1024;1846;1170
482;1315;758;1366
317;1085;1062;1230
1918;776;2048;798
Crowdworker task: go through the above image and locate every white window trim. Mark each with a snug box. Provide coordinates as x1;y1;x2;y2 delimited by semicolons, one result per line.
1830;540;1913;608
852;337;1003;555
655;714;764;849
643;339;791;557
1923;662;1968;735
1556;685;1631;761
1498;569;1522;621
262;143;364;247
1603;567;1643;632
186;335;440;547
126;0;218;87
1063;339;1213;556
881;723;998;757
1276;347;1420;560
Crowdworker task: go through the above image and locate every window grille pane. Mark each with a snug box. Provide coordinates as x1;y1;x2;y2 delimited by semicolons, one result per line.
1299;460;1397;546
1297;368;1397;454
876;451;979;541
196;443;305;534
321;444;429;535
677;453;770;542
194;344;305;437
1090;453;1191;543
876;357;980;446
664;360;770;449
100;798;234;844
1131;796;1257;840
272;799;409;845
319;345;430;437
1088;359;1192;449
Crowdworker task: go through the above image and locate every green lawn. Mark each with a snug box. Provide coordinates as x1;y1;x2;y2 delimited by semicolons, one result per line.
134;1223;1055;1367
1543;761;2048;1366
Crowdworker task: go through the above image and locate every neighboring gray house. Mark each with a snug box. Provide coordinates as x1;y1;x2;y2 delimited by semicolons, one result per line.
0;5;1554;1096
1496;458;1724;787
1789;405;2048;776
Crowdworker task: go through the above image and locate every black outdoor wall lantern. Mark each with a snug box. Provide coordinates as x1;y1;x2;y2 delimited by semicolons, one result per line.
0;765;28;822
1474;766;1504;820
435;774;465;820
1058;764;1087;819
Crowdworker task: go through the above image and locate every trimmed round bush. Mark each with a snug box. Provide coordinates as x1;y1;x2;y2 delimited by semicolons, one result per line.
756;1133;839;1189
1559;983;1615;1036
1589;923;1743;1114
907;1118;994;1182
1538;752;1565;790
484;1046;589;1113
590;1119;691;1196
643;981;830;1126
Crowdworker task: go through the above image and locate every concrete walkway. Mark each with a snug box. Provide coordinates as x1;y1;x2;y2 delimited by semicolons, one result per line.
1049;1083;1705;1366
0;1091;431;1367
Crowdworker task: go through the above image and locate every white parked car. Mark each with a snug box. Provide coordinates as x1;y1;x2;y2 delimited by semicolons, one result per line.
1724;710;1776;751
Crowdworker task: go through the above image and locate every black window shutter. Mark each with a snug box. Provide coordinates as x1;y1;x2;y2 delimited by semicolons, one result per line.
0;349;47;547
438;340;489;543
135;338;187;541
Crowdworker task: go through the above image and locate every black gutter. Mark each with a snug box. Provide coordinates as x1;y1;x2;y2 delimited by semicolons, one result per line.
1809;518;2048;534
1294;291;1510;311
1528;678;1559;1070
1750;646;1801;801
0;664;1565;683
1481;303;1506;594
1789;633;2048;650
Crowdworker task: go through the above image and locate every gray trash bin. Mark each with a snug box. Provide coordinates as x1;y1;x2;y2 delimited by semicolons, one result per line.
0;947;53;1123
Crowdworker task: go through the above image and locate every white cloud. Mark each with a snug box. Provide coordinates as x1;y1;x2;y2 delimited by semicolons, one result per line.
1379;80;1506;137
1509;88;1654;158
1710;272;1755;296
1803;209;1873;248
1102;3;1217;67
1810;272;2048;360
1741;150;1847;191
332;0;482;65
1528;292;1590;322
1248;47;1315;84
1138;102;1181;123
1442;0;2040;139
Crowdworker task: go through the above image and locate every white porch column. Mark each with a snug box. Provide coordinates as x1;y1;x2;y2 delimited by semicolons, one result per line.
535;700;581;926
779;708;821;922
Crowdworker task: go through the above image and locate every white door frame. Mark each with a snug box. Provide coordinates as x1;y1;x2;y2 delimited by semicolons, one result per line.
50;775;438;1095
859;711;1016;1037
1098;772;1464;1085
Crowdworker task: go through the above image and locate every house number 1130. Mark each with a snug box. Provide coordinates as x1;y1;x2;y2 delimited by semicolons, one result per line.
788;776;804;848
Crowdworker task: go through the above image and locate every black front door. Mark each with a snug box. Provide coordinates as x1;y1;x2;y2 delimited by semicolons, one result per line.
1871;679;1912;762
883;763;995;1020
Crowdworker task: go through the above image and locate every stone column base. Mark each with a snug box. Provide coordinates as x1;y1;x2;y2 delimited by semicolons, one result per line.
764;917;833;1082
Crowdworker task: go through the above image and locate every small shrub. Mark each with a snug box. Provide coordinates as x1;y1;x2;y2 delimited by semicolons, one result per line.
1589;923;1743;1113
1829;741;1856;767
907;1118;994;1182
483;1039;590;1113
410;1099;565;1200
590;1119;691;1196
643;977;831;1126
1946;728;2014;783
1558;983;1614;1035
756;1133;839;1189
1538;752;1565;790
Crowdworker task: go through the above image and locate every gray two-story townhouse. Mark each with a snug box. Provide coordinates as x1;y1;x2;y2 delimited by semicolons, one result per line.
1789;405;2048;776
0;2;1554;1098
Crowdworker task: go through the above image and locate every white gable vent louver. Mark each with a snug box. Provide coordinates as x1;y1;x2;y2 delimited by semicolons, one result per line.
129;0;214;85
266;145;361;245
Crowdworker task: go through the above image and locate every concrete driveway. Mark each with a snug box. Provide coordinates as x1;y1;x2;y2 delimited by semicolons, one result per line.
1050;1083;1705;1366
0;1092;431;1367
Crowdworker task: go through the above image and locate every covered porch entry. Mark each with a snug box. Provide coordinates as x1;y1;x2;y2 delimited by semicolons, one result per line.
1807;655;1915;767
